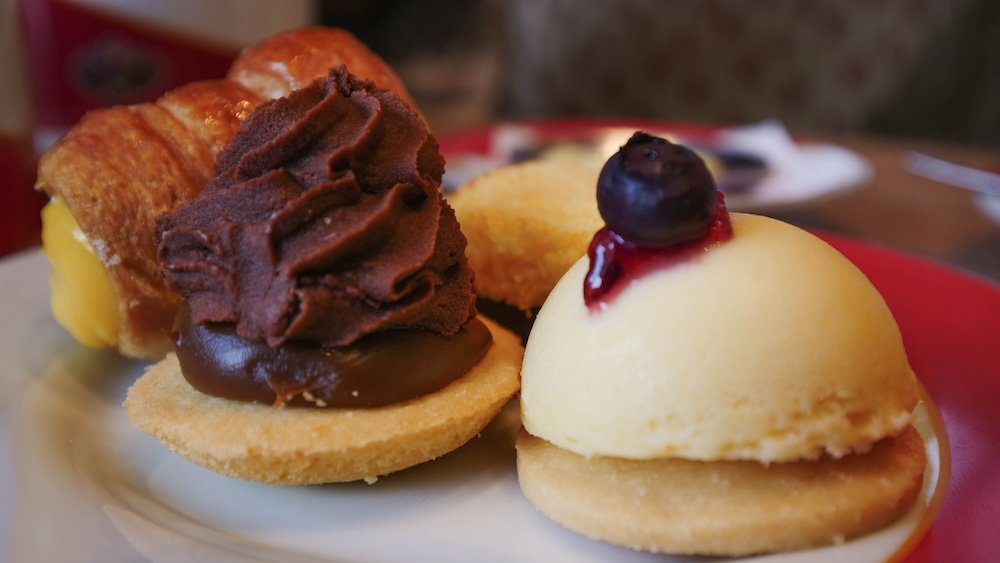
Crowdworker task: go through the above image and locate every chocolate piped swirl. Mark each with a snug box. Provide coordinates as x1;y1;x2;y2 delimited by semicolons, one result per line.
157;67;477;348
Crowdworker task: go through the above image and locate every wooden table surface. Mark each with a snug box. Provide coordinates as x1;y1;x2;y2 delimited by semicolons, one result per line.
772;135;1000;284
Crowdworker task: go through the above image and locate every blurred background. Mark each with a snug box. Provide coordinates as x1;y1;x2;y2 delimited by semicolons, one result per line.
331;0;1000;144
2;0;999;273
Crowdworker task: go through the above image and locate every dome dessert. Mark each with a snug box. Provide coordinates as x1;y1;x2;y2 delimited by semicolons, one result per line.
516;132;926;556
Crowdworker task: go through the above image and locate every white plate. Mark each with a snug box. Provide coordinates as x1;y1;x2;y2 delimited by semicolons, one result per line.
1;251;942;562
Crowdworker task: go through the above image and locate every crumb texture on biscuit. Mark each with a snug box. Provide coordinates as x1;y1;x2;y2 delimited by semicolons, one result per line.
515;427;926;556
123;318;522;485
450;157;603;311
521;213;920;463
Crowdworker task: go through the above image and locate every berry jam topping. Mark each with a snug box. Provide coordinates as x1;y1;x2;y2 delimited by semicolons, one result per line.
585;132;733;310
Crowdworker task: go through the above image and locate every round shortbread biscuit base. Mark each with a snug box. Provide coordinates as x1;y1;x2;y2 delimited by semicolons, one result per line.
516;426;926;556
124;318;522;485
449;157;604;311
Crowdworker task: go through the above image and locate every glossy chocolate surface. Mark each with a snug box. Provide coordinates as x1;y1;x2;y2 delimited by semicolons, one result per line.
175;305;492;408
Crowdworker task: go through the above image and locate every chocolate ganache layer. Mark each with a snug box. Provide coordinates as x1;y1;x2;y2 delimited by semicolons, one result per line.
174;304;492;408
158;66;476;347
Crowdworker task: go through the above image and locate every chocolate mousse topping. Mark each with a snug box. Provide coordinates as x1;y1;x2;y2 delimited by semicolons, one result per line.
157;66;477;348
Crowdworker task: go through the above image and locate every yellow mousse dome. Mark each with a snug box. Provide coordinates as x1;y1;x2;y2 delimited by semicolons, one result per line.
520;213;919;464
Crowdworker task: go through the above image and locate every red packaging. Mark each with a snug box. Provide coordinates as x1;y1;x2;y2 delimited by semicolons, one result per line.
1;0;41;257
18;0;241;141
3;0;312;257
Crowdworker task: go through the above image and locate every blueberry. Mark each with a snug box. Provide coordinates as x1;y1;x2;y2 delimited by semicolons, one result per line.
596;132;717;247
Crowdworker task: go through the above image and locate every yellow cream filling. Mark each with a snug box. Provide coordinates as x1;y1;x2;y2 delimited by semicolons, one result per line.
41;197;119;348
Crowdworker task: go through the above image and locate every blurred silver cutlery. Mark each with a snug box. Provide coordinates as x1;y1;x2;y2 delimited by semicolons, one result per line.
904;151;1000;197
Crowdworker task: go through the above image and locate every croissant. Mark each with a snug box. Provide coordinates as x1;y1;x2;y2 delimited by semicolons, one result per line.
37;27;416;359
